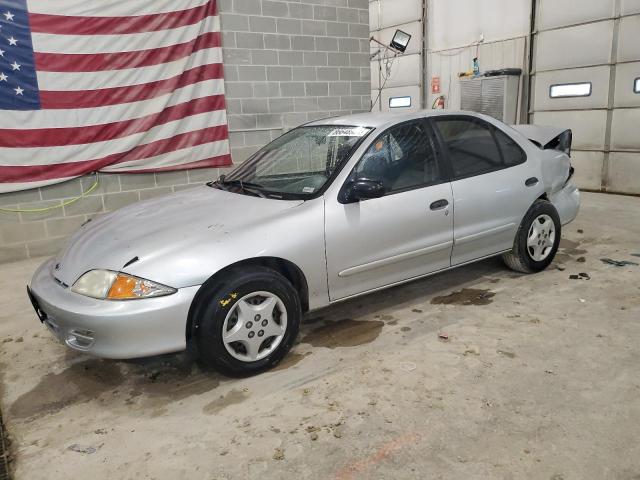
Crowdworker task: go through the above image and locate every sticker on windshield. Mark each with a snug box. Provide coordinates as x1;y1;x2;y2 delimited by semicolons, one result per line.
327;126;369;137
302;187;315;193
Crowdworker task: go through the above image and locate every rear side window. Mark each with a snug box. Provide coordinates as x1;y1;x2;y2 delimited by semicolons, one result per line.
494;129;527;167
433;117;525;179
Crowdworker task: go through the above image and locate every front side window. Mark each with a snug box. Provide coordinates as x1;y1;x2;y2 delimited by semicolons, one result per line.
351;120;443;194
219;125;372;198
433;117;523;179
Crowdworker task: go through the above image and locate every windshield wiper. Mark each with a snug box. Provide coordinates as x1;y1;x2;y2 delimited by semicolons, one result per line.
215;178;268;198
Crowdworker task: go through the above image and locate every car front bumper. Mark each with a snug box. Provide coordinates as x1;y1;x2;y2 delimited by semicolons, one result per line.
29;259;200;359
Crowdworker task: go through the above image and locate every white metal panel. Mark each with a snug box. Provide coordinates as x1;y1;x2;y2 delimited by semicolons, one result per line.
380;85;422;111
532;66;611;111
370;54;421;90
617;15;640;63
373;22;423;56
428;0;529;51
621;0;640;15
427;37;526;110
608;152;640;193
369;1;380;30
538;0;614;31
535;21;614;72
532;110;607;150
377;0;422;30
613;61;640;108
569;151;604;190
610;108;640;151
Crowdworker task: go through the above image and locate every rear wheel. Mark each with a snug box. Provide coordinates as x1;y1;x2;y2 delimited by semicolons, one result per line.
192;267;301;377
502;200;561;274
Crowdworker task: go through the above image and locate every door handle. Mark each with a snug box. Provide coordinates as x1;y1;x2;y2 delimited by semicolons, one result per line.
430;199;449;211
525;177;539;187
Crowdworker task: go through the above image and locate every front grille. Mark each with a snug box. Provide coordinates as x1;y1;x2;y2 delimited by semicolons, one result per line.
0;406;11;480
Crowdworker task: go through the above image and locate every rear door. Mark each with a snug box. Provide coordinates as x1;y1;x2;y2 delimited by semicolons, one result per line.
324;118;454;300
431;115;540;266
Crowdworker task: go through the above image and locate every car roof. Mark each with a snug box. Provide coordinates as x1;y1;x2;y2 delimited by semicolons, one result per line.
304;109;487;130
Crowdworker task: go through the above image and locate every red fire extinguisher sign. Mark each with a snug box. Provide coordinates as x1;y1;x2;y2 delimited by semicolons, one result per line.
431;76;441;94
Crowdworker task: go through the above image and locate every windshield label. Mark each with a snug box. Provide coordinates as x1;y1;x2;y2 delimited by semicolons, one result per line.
302;187;315;193
327;126;369;137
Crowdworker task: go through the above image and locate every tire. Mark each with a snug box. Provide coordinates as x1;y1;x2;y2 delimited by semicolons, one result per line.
191;266;301;377
502;199;561;274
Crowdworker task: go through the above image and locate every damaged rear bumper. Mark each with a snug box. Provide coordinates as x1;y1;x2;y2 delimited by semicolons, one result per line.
549;177;580;226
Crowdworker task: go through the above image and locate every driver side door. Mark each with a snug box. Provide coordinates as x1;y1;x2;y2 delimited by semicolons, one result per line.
324;118;454;301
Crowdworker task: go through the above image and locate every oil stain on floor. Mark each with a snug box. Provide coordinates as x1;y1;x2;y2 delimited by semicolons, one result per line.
10;359;123;420
10;354;222;421
202;389;248;415
301;319;384;349
431;288;496;306
272;351;312;371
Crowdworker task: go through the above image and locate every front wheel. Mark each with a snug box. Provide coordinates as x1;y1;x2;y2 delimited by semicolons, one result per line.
192;267;301;377
502;199;561;274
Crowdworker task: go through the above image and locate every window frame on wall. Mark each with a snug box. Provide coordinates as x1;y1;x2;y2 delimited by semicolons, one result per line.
634;78;640;94
549;82;593;99
430;115;527;181
389;96;412;108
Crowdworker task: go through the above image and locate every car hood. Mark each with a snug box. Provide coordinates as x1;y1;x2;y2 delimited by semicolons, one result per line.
51;186;303;288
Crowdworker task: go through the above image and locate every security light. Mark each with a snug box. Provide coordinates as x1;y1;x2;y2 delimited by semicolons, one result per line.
390;29;411;53
389;96;411;108
635;78;640;94
549;82;592;98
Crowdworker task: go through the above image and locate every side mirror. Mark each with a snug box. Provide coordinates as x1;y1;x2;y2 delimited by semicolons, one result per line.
341;178;385;203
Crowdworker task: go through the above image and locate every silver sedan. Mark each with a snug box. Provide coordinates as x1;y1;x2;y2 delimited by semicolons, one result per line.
28;111;580;376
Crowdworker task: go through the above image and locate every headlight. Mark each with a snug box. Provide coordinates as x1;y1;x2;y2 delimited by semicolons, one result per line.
71;270;176;300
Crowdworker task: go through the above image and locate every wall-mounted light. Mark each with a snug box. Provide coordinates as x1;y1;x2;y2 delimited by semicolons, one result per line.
390;29;411;53
634;78;640;94
389;96;411;108
549;82;592;98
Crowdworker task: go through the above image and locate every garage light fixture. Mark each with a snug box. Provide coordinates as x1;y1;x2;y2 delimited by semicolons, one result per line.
390;30;411;53
389;96;412;108
635;78;640;94
549;82;592;98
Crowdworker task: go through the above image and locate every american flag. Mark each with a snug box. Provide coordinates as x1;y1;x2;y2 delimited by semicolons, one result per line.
0;0;231;193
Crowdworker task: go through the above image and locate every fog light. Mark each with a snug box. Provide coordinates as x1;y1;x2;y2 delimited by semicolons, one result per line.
66;329;95;349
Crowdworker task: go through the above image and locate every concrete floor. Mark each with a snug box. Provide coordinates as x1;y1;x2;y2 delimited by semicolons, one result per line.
1;192;640;480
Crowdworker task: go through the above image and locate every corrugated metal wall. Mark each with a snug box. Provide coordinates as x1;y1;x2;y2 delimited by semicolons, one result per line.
369;0;424;111
530;0;640;193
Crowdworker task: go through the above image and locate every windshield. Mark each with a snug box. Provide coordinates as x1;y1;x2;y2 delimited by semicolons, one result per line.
218;125;372;198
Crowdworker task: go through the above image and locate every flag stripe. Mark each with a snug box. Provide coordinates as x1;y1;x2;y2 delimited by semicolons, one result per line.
26;0;210;19
0;131;229;181
32;16;220;55
1;110;227;165
29;1;216;35
0;78;224;129
0;95;225;148
40;63;224;109
35;31;221;72
104;140;230;171
36;47;221;91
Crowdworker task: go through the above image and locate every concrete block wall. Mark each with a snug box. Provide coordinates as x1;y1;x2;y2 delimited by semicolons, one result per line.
0;169;226;263
0;0;370;264
219;0;371;163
